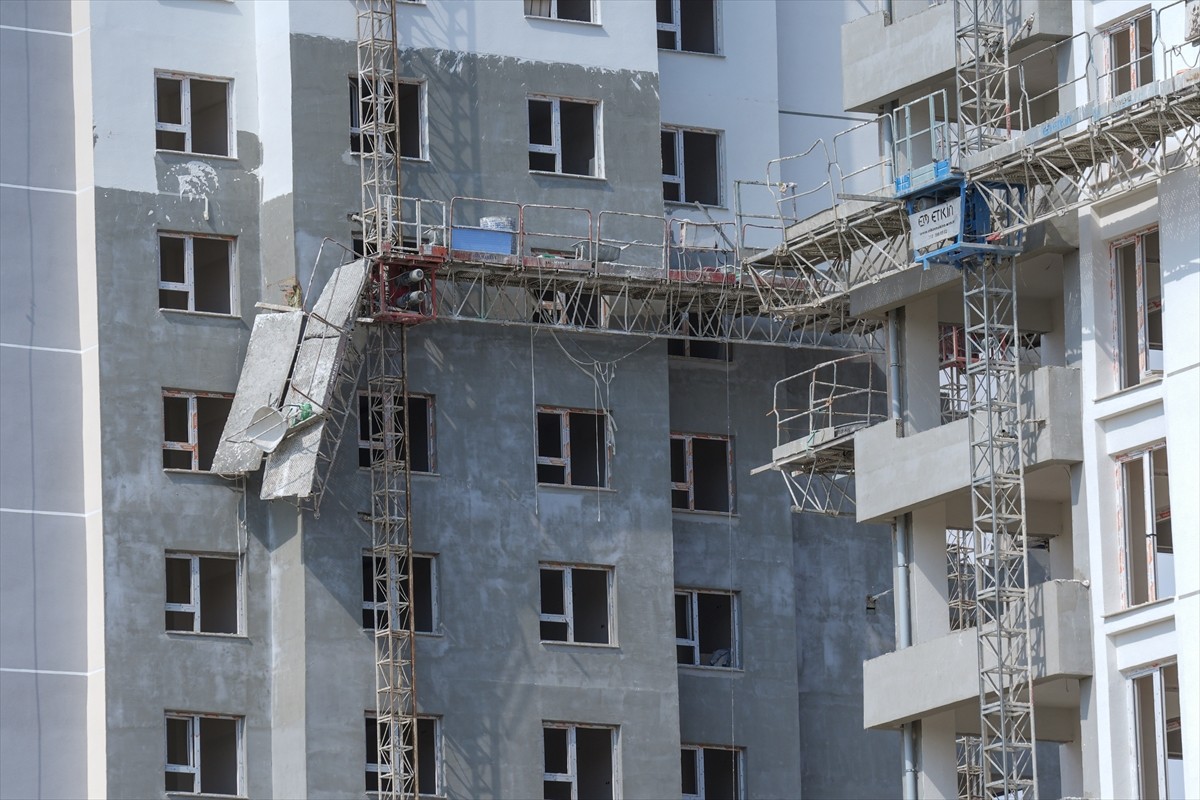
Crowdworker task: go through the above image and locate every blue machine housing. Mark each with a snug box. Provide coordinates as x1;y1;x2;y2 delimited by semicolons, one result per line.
897;173;1027;270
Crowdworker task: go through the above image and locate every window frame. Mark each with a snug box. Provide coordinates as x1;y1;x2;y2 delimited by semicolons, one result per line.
154;71;234;157
357;390;437;473
162;389;234;472
674;588;739;669
656;0;720;54
158;232;238;316
527;95;604;178
365;713;442;797
681;744;744;800
670;432;734;513
362;550;440;635
164;711;244;796
1111;226;1163;389
539;563;615;646
1127;661;1183;799
1102;9;1155;99
524;0;598;24
661;126;724;207
349;75;428;161
536;406;612;488
542;722;618;800
165;552;243;636
1117;442;1173;608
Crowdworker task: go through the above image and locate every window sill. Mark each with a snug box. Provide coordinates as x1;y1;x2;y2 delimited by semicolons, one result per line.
350;152;430;164
541;640;619;650
678;664;743;675
156;149;239;163
672;508;737;519
163;468;221;476
159;308;242;321
1103;595;1175;627
525;15;602;27
658;48;724;58
537;483;616;493
166;630;248;640
363;628;444;638
1094;374;1163;420
529;170;606;182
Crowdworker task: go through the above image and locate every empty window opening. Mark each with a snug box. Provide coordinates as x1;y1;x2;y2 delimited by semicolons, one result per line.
159;234;235;315
525;0;593;22
537;407;610;488
528;96;599;177
1114;228;1163;389
1120;444;1173;607
671;433;732;512
350;77;423;159
155;73;230;156
1132;663;1183;798
667;310;728;360
533;288;606;328
366;715;439;796
657;0;718;53
362;551;437;633
540;565;612;645
166;554;240;634
661;128;721;205
1106;11;1154;97
543;724;616;800
682;745;743;799
358;392;435;472
165;713;242;796
163;390;234;471
675;589;737;668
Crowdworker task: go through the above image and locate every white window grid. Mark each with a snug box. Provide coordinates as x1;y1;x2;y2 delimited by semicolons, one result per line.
158;233;236;314
525;0;595;22
527;95;601;177
536;407;610;487
154;72;232;156
164;712;243;796
362;550;439;633
656;0;719;53
1117;442;1173;607
670;433;733;512
543;723;616;800
1127;662;1181;797
681;745;744;800
165;553;242;634
661;126;723;205
358;390;436;472
349;76;427;160
539;564;614;644
162;389;232;472
675;589;738;668
366;714;441;796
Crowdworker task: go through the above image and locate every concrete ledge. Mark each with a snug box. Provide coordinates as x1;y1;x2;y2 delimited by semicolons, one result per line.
863;579;1092;730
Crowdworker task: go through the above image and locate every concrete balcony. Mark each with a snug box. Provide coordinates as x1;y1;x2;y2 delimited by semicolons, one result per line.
841;0;1072;113
862;579;1092;738
853;366;1082;526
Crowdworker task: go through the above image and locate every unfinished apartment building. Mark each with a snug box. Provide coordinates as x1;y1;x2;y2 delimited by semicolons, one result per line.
0;1;903;799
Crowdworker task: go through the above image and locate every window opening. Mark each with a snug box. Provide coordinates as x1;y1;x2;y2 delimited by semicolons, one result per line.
536;407;610;487
358;392;434;472
165;554;240;634
543;724;616;800
955;734;984;800
362;551;437;633
675;589;737;667
661;127;721;205
155;73;231;156
671;433;732;512
946;528;978;631
681;745;742;799
1132;663;1183;798
165;713;242;796
540;565;612;645
162;390;234;471
667;310;728;360
1114;228;1163;389
525;0;593;22
350;77;423;159
528;96;599;177
657;0;717;53
1106;11;1154;98
159;234;235;315
1120;444;1173;606
366;715;439;796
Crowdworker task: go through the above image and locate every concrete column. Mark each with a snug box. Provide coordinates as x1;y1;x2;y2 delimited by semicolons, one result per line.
903;295;941;435
909;503;950;645
918;710;959;799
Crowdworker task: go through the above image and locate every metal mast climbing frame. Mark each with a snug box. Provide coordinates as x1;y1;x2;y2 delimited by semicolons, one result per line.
955;0;1012;154
358;2;421;798
962;256;1037;797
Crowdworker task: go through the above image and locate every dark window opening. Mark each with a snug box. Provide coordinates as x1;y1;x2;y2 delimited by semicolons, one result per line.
539;566;611;645
683;130;719;205
671;434;732;512
159;234;234;315
351;77;422;159
165;554;239;634
367;716;438;795
163;391;233;472
155;74;230;156
528;97;598;176
525;0;593;21
165;713;240;796
362;552;436;633
536;408;609;487
676;589;736;667
668;310;729;360
1115;229;1162;389
657;0;718;54
357;393;434;472
543;725;615;800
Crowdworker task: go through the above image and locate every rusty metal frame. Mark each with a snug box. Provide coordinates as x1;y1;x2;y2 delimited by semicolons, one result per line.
162;389;234;472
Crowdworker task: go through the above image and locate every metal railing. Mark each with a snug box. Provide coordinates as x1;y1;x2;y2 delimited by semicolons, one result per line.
770;353;887;451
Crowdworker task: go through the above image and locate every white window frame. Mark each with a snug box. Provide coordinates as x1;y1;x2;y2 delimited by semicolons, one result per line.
656;0;720;54
349;76;428;160
536;406;611;488
358;390;436;473
670;433;734;512
1127;661;1183;799
1103;9;1155;99
162;389;233;472
1112;226;1163;389
661;126;723;206
681;744;744;800
524;0;597;24
675;589;739;669
164;712;244;796
158;233;238;316
165;552;243;635
154;71;234;157
539;564;615;646
543;723;618;800
362;550;439;634
366;714;441;797
1117;442;1173;608
527;95;603;178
